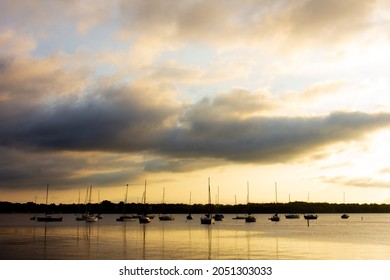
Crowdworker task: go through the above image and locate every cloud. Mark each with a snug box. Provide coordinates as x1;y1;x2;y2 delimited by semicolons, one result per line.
116;0;379;51
322;175;390;189
0;147;143;190
2;79;390;165
0;29;36;56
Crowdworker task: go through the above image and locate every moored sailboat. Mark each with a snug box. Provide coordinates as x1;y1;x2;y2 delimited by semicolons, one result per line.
139;180;151;224
268;182;280;222
186;192;193;220
117;184;137;222
200;178;215;224
159;187;174;221
232;194;245;219
36;184;63;222
245;182;256;223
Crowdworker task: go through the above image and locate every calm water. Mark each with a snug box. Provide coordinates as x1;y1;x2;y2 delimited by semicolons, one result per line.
1;213;390;260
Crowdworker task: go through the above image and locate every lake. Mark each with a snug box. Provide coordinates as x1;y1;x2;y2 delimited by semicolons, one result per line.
1;213;390;260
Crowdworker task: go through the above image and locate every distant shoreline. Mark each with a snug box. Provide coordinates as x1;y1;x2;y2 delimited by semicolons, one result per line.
1;200;390;214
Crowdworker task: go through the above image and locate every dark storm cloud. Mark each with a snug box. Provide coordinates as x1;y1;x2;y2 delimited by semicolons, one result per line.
158;110;390;163
0;84;180;152
2;84;390;166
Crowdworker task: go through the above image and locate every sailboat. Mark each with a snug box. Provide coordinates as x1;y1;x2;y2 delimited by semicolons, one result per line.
268;182;280;222
75;190;85;221
213;186;224;221
117;184;137;221
30;196;38;220
341;192;350;219
232;194;245;219
139;180;151;224
245;182;256;223
285;194;300;219
186;192;193;220
159;187;174;221
36;184;63;222
304;192;318;220
85;186;98;222
200;178;215;224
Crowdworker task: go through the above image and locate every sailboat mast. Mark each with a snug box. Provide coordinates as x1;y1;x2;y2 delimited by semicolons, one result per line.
45;184;49;206
275;182;278;204
208;178;211;214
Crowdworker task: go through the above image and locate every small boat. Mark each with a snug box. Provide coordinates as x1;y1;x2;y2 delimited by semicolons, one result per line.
116;184;137;222
341;193;349;219
245;215;256;223
232;195;246;219
213;186;223;221
85;214;98;222
159;214;174;221
139;215;151;224
213;213;224;221
116;215;138;222
186;192;193;220
84;186;99;223
200;178;215;225
232;215;246;220
304;214;318;220
268;183;280;222
37;215;63;222
158;187;174;221
285;213;300;219
36;184;63;222
341;213;350;219
245;182;256;223
269;213;280;222
186;214;193;220
139;180;151;224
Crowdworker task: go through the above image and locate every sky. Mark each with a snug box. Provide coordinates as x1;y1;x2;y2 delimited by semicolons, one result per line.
2;0;390;205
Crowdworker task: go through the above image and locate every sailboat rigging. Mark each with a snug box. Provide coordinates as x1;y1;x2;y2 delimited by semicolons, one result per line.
186;192;193;220
139;180;151;224
117;184;137;221
232;194;245;219
269;182;280;222
200;177;215;224
159;187;174;221
341;192;349;219
213;186;224;221
85;185;98;222
245;182;256;223
36;184;63;222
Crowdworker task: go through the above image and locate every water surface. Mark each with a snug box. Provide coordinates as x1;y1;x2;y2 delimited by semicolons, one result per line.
1;213;390;260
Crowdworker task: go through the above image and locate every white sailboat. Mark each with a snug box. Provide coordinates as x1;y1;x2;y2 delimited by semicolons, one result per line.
85;186;98;222
200;178;215;224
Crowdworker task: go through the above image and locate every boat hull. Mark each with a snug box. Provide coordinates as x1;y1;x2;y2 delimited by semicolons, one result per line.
200;217;215;224
304;214;318;220
245;215;256;223
36;216;63;222
285;214;300;219
139;216;151;224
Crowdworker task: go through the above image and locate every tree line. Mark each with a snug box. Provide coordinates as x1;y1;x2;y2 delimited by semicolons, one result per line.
1;200;390;214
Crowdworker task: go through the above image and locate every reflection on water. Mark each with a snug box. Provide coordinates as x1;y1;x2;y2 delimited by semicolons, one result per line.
1;213;390;259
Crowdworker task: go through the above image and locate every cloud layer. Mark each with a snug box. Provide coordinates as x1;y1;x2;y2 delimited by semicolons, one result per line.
2;0;390;197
